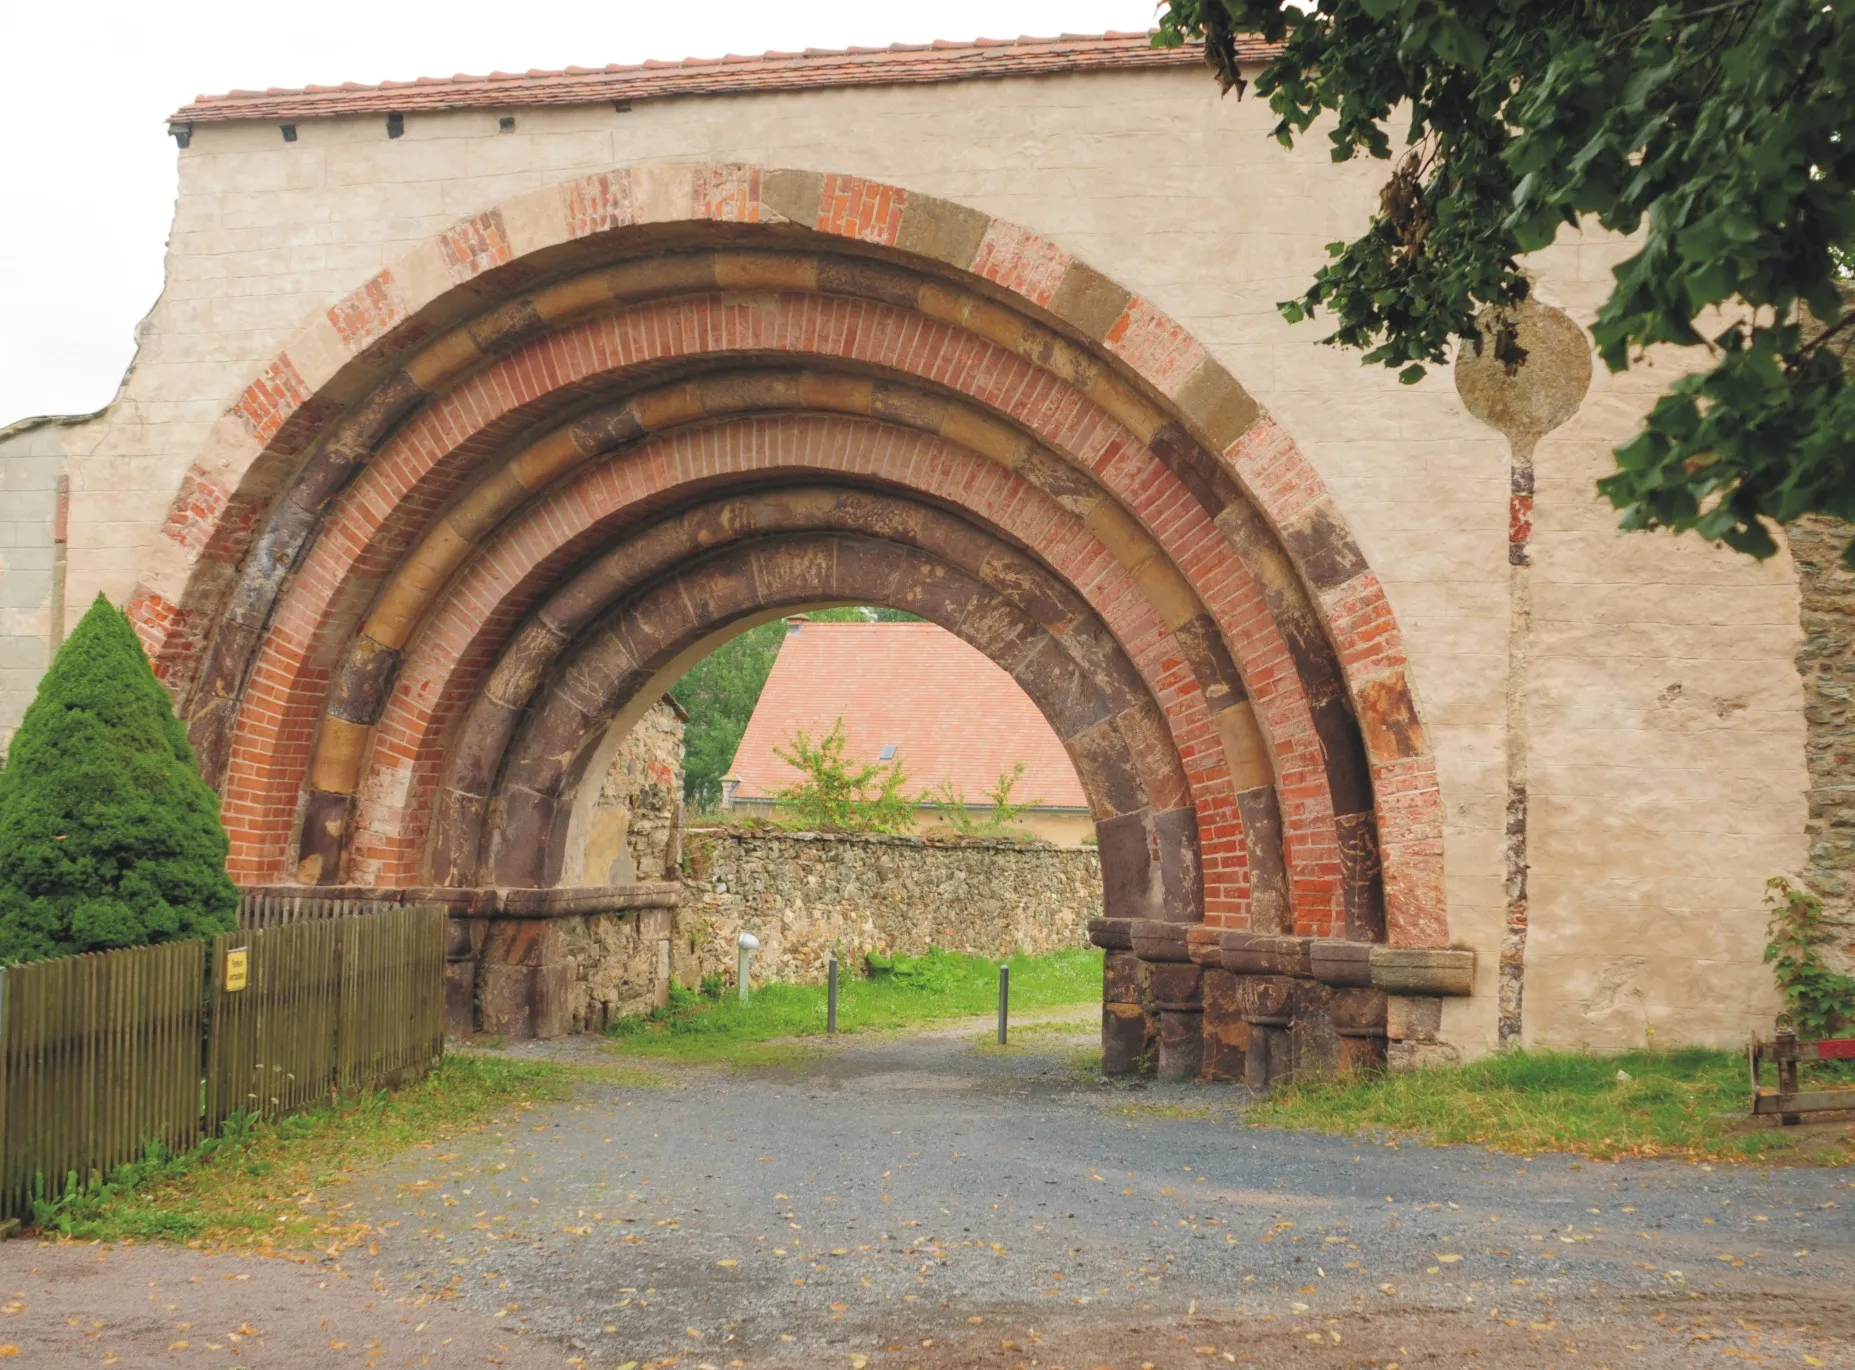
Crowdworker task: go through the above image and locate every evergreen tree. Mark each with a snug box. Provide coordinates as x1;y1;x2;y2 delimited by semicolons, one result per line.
0;595;238;962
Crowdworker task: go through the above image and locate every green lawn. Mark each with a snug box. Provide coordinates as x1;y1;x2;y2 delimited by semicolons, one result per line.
605;946;1102;1062
1249;1046;1855;1163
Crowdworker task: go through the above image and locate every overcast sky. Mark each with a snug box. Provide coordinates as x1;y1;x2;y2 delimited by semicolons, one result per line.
0;0;1156;430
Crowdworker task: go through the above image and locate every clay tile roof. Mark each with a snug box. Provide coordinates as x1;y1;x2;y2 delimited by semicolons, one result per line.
727;620;1087;811
170;31;1277;124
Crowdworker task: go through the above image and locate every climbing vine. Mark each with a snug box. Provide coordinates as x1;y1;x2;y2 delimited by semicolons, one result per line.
1764;876;1855;1038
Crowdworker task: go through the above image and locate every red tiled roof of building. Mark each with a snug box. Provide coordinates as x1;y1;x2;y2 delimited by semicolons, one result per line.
727;619;1087;811
170;32;1277;124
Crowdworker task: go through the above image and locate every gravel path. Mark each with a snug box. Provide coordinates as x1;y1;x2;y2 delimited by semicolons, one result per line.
6;1015;1855;1368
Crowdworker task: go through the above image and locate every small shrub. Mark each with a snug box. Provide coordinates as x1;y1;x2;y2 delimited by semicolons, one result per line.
0;596;238;962
773;719;915;833
931;762;1039;838
1764;876;1855;1038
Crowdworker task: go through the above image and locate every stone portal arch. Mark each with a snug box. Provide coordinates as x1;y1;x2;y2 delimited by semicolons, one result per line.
133;165;1464;1066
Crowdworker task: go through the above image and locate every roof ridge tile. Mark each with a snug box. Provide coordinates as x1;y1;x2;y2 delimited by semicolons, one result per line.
170;31;1274;124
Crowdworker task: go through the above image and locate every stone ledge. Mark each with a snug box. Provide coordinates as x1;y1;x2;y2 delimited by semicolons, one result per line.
1100;925;1474;996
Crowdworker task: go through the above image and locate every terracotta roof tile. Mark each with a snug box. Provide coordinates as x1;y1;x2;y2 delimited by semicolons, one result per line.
170;32;1276;124
728;620;1087;811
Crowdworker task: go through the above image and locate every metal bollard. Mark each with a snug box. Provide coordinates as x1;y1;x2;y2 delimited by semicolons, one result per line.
737;932;760;1004
827;955;839;1034
997;964;1010;1045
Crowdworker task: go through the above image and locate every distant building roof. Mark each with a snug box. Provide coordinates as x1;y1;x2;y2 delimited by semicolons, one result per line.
168;32;1279;124
727;620;1087;810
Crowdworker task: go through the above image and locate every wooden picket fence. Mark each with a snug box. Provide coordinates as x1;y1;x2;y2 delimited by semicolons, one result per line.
237;891;408;931
0;904;445;1220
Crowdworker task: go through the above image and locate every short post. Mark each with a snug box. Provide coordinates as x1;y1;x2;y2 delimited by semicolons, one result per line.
827;956;839;1034
1777;1025;1802;1127
737;932;760;1004
997;963;1010;1045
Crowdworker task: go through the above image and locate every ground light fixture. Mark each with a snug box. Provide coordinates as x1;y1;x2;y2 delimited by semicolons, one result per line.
737;932;760;1003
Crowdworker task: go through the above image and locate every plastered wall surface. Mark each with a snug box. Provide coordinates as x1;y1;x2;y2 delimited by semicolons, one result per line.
0;64;1801;1050
0;419;67;742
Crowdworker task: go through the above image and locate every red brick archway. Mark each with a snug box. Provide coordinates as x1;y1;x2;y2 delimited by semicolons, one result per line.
131;166;1461;1065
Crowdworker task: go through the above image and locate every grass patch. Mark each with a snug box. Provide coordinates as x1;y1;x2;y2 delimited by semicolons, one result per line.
606;947;1102;1062
1111;1101;1215;1121
31;1052;574;1248
1250;1047;1855;1163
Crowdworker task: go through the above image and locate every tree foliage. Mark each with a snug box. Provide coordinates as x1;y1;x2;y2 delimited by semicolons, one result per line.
773;718;917;833
0;596;238;963
930;762;1041;838
1157;0;1855;559
1764;876;1855;1038
671;607;919;810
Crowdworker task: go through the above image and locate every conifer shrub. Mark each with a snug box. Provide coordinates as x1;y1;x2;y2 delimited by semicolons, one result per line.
0;595;238;962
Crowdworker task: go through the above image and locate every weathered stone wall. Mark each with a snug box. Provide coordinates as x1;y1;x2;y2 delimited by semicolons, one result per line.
1789;517;1855;932
677;828;1100;986
581;699;685;885
551;904;676;1033
543;831;1099;1028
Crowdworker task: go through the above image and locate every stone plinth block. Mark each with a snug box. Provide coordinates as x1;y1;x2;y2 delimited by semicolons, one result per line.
1221;932;1309;978
1088;916;1135;951
1185;924;1223;966
1370;946;1475;996
1332;987;1389;1078
1200;968;1249;1083
1102;1001;1152;1077
1387;993;1444;1042
1233;973;1296;1025
1157;1008;1204;1081
444;959;477;1038
1102;949;1147;1006
1289;979;1339;1081
1131;919;1193;964
1308;939;1373;987
1147;961;1202;1011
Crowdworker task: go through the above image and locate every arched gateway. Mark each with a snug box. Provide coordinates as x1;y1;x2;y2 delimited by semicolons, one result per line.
133;165;1470;1074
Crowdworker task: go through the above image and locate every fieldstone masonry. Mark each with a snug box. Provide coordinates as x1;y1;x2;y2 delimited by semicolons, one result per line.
583;699;686;886
543;829;1100;1031
683;827;1100;980
1791;515;1855;936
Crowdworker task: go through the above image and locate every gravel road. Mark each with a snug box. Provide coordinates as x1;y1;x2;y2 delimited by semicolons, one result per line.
6;1014;1855;1368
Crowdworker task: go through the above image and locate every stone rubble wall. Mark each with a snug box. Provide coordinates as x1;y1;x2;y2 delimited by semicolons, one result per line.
1787;515;1855;967
544;830;1099;1028
582;699;685;885
676;828;1099;989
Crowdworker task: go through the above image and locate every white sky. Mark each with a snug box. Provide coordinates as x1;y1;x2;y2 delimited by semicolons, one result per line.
0;0;1157;430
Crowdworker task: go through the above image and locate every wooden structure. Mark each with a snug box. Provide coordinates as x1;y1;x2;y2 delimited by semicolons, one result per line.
0;904;444;1220
1749;1027;1855;1124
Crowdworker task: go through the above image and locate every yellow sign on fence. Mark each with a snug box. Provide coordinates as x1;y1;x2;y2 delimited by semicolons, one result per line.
223;948;249;993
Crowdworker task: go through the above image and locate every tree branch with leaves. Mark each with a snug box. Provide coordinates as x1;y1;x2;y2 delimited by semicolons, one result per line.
1157;0;1855;558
